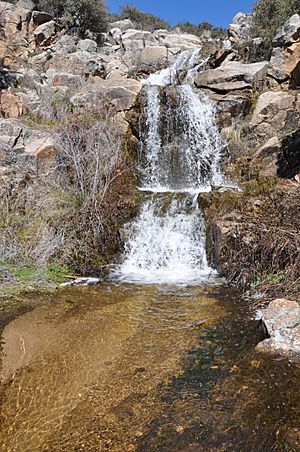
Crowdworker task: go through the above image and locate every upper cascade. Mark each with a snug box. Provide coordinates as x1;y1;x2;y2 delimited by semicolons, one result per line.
139;49;226;193
144;48;208;87
113;49;226;284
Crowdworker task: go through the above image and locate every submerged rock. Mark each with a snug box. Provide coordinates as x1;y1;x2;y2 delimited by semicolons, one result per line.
257;299;300;357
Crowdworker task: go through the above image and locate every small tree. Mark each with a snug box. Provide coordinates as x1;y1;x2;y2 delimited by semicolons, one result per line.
251;0;300;45
37;0;108;33
120;4;170;31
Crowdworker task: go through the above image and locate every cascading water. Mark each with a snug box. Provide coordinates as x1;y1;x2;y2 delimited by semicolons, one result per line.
113;49;226;284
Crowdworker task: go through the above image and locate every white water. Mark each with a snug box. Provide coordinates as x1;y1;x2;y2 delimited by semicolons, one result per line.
113;49;226;285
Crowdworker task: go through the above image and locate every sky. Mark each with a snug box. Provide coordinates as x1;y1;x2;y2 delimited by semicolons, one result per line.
107;0;255;28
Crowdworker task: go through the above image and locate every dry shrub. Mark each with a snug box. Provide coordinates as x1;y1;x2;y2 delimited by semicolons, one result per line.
0;111;139;275
218;190;300;298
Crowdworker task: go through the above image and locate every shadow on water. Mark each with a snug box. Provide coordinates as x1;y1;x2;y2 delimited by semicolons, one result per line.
135;290;300;452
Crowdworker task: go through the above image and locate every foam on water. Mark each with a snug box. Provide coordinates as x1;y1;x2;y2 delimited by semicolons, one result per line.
113;48;226;285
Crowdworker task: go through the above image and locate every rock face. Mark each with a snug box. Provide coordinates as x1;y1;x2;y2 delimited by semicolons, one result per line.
227;12;253;43
257;299;300;357
277;128;300;178
250;91;298;139
268;14;300;88
273;14;300;47
195;61;269;93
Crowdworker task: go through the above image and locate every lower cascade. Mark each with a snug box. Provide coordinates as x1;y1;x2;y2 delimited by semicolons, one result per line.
113;51;226;284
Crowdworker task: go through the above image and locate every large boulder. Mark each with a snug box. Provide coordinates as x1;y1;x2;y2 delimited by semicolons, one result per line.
45;69;84;90
71;78;142;113
269;42;300;87
0;89;25;118
195;61;269;93
250;91;297;138
273;14;300;47
108;19;135;32
77;39;97;53
0;117;24;148
228;12;253;43
34;20;57;46
49;51;103;77
156;32;202;51
138;46;169;71
122;29;156;52
257;299;300;357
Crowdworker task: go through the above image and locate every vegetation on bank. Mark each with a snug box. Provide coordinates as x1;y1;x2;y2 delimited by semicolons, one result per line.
0;107;139;292
205;186;300;300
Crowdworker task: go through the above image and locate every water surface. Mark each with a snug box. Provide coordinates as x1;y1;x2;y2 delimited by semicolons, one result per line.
1;283;299;451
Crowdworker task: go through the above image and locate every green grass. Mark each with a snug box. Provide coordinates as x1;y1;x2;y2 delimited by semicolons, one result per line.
0;263;73;296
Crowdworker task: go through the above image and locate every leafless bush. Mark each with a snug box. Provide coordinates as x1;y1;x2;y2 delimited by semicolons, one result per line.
54;117;124;223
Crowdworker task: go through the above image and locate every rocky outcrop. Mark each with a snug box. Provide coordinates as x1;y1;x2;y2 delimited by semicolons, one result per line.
268;14;300;88
71;78;143;112
195;61;269;93
250;91;298;138
227;12;253;43
257;299;300;357
0;89;25;118
272;14;300;47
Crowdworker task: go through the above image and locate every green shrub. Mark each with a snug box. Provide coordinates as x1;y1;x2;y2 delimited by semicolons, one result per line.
176;21;225;39
120;4;170;31
251;0;300;56
36;0;108;33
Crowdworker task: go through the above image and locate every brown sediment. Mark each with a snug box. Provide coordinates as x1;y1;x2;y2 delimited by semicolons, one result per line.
0;283;300;451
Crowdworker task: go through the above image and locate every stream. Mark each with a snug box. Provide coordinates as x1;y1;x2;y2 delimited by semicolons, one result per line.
1;284;300;451
1;49;300;451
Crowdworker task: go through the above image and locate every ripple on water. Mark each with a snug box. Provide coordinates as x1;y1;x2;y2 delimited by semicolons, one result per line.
0;283;300;451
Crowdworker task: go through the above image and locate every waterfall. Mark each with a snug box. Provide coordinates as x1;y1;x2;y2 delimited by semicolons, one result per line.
113;49;226;285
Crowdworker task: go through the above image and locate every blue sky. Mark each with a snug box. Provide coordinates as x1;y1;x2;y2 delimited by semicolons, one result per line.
107;0;255;28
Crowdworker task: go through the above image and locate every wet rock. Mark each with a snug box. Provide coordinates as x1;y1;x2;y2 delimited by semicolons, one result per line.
257;299;300;357
60;277;102;287
195;61;269;93
283;427;300;449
